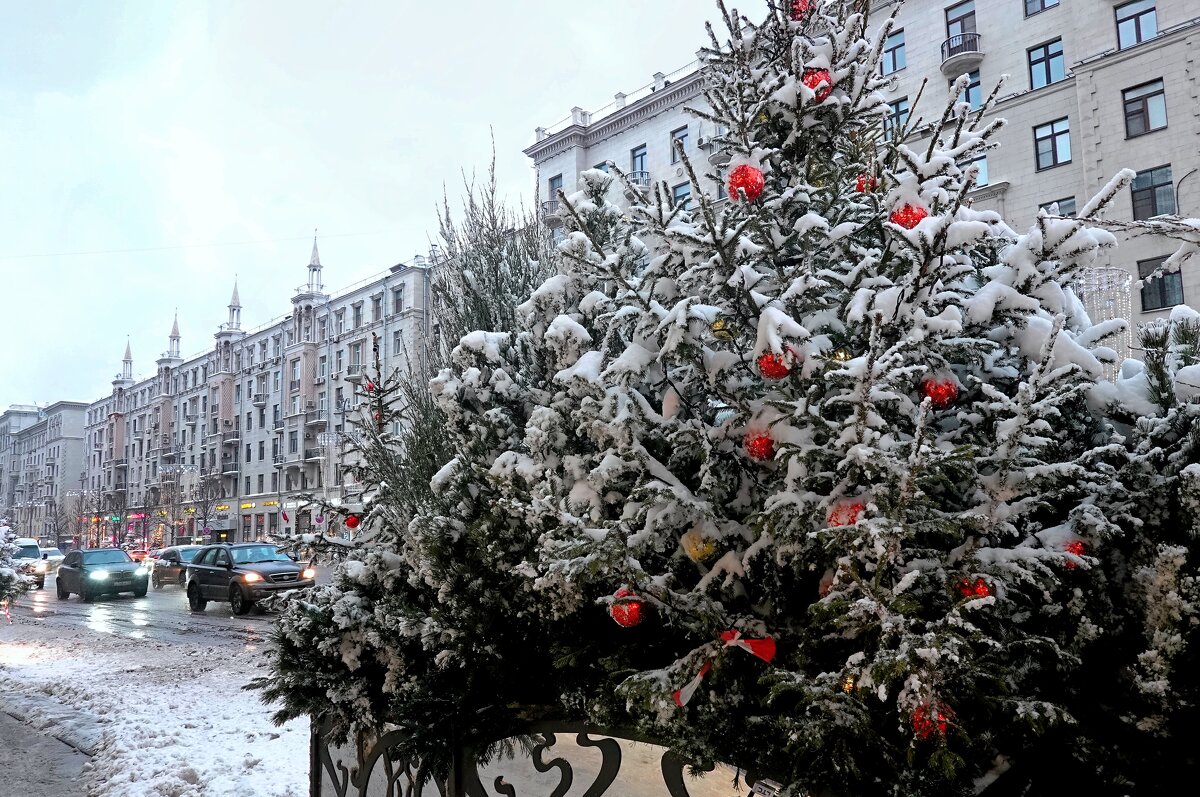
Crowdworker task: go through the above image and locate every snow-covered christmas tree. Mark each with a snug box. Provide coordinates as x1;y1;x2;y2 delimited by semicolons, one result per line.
262;1;1198;793
1;524;30;617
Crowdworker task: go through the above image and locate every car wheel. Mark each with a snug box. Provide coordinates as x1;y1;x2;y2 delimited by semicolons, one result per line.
56;579;69;600
187;582;207;612
133;585;148;598
81;583;94;602
35;578;44;590
178;572;186;587
229;585;251;616
152;573;162;590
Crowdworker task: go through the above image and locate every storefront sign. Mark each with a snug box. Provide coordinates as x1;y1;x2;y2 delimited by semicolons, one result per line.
215;504;230;511
240;502;255;510
262;500;279;506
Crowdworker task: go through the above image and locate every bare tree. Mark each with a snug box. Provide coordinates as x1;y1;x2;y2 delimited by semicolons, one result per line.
43;498;72;550
190;468;224;541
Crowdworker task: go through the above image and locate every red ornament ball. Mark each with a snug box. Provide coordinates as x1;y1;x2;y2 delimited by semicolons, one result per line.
610;588;644;627
790;0;810;19
958;577;991;599
365;381;375;392
920;376;959;409
1064;539;1086;570
344;514;361;530
802;68;833;103
728;164;765;202
890;204;929;229
827;500;865;527
744;431;775;462
855;173;877;193
912;702;953;741
757;352;791;380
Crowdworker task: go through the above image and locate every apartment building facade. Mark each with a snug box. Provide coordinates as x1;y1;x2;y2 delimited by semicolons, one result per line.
525;0;1199;354
4;401;88;544
80;240;433;549
0;405;44;525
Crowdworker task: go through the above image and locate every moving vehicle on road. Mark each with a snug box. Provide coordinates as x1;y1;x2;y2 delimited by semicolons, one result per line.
127;549;149;563
152;545;202;589
39;547;65;574
12;537;49;589
56;548;151;601
185;543;315;615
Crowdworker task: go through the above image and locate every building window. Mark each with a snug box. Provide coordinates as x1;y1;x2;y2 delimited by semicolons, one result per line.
392;286;405;314
334;311;345;334
548;173;563;198
288;431;298;454
318;356;327;378
1139;256;1182;311
630;144;647;174
392;329;403;356
1025;0;1058;15
882;29;905;75
1038;197;1077;217
945;1;976;38
1028;39;1065;89
352;304;363;329
350;342;363;366
318;320;327;341
1033;117;1070;170
1123;79;1167;137
670;126;688;163
1131;165;1175;220
593;162;609;172
962;156;988;187
884;97;909;141
672;182;692;209
1116;1;1157;50
371;296;382;322
953;70;981;111
258;441;265;461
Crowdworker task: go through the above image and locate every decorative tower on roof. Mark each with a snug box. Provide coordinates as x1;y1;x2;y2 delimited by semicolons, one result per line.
227;280;242;330
158;313;183;395
169;312;181;358
122;340;133;380
308;233;323;292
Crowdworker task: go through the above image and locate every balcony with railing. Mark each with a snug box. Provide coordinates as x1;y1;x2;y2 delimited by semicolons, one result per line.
940;32;984;77
288;379;301;393
273;453;286;468
304;448;323;462
252;393;268;408
540;199;563;229
304;411;327;428
113;458;129;469
345;364;366;383
184;413;198;425
221;430;240;446
220;459;240;476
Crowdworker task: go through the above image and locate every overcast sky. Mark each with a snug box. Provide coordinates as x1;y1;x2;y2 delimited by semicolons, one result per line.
0;0;715;410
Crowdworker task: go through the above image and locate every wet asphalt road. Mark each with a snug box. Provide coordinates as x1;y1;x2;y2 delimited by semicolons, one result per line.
8;572;303;649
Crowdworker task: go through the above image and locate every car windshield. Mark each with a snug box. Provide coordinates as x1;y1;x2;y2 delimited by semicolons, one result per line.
83;550;133;565
41;548;63;557
16;545;40;559
178;548;200;562
231;545;290;564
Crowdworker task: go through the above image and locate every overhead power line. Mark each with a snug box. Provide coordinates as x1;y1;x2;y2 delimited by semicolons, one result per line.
0;230;395;260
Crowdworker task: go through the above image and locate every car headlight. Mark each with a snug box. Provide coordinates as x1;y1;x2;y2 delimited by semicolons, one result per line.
242;572;263;583
89;570;109;580
301;568;316;580
135;567;150;576
35;562;48;573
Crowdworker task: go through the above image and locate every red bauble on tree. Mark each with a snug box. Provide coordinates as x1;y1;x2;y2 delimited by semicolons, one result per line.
1064;539;1086;570
744;431;775;462
756;352;791;380
854;173;877;193
912;701;953;741
610;588;644;627
890;204;929;229
920;374;959;409
344;514;361;530
827;499;865;527
958;577;992;599
728;164;765;201
365;380;375;392
802;68;833;103
789;0;810;19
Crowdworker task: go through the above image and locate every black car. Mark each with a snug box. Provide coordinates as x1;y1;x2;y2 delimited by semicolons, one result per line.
185;543;315;615
152;545;203;589
56;548;150;601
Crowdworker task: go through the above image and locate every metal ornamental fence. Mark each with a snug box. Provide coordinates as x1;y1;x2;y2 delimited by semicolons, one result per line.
310;719;775;797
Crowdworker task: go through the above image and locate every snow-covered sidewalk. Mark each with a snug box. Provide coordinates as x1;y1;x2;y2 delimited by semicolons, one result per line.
0;620;307;797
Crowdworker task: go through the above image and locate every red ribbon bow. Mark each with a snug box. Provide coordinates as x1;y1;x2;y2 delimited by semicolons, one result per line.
672;629;776;707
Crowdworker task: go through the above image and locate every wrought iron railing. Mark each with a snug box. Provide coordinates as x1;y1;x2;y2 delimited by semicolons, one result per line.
941;32;982;62
310;719;775;797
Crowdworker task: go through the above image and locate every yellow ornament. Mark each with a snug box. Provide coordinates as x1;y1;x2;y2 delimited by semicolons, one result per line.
681;528;716;562
841;674;856;694
756;110;770;124
711;318;734;341
830;347;851;362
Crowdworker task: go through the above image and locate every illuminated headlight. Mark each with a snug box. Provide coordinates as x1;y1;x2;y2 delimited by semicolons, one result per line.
89;570;109;580
34;562;48;573
242;572;263;583
301;568;316;580
135;567;150;577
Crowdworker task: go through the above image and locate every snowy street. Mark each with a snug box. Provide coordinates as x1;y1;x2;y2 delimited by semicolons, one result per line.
0;573;309;796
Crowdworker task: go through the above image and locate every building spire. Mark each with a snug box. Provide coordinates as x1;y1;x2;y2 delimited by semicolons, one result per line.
227;279;242;329
169;311;181;357
122;338;133;379
307;230;323;291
